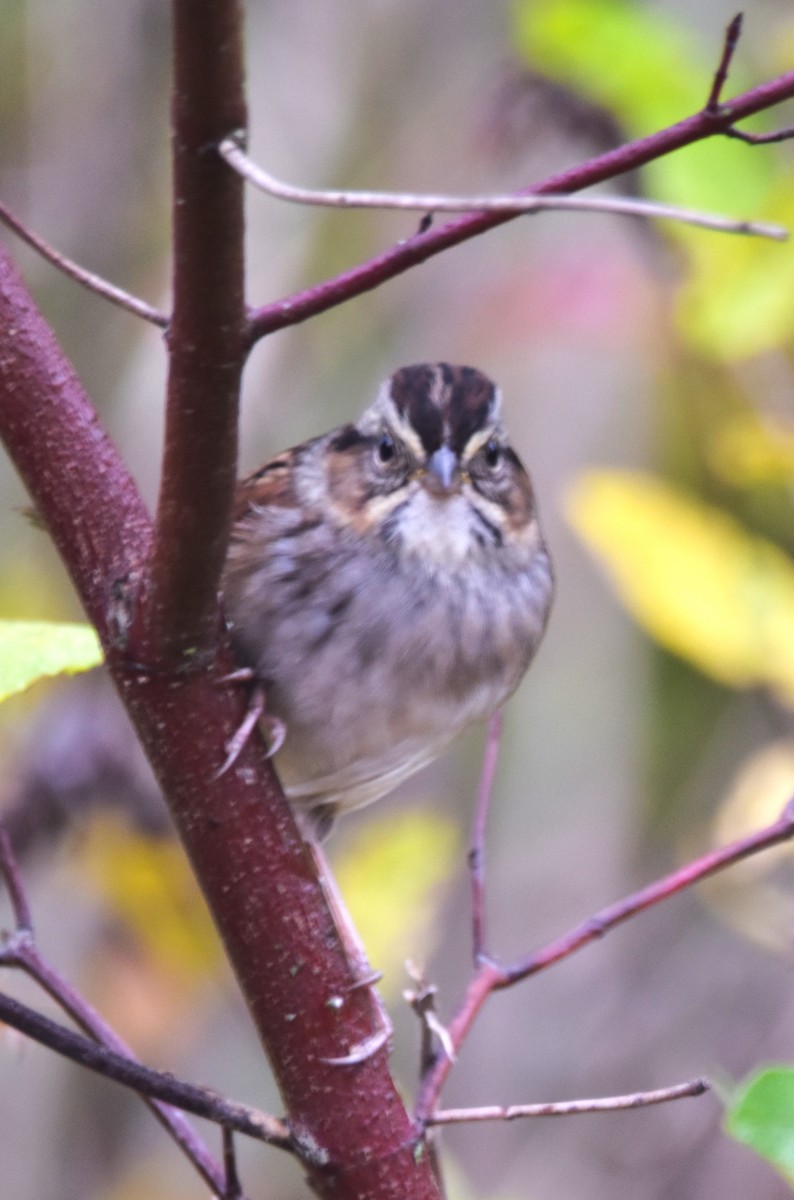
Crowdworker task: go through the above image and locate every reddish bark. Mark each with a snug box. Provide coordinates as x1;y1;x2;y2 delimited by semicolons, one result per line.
0;0;442;1190
0;245;440;1198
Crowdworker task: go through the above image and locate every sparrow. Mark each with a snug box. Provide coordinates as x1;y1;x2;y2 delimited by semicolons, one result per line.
223;363;553;836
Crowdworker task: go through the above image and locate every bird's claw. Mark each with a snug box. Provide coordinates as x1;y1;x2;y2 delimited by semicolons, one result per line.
213;683;285;779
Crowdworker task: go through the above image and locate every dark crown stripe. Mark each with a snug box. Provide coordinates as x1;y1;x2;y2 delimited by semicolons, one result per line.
390;363;497;457
389;364;443;454
445;365;497;455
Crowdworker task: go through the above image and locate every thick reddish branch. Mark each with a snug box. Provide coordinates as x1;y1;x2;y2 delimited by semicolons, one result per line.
0;247;440;1199
247;68;794;340
0;0;439;1187
146;0;249;660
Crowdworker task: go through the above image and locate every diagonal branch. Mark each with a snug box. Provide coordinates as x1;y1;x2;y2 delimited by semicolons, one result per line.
0;823;244;1195
502;797;794;986
0;253;154;631
0;240;441;1200
0;200;169;328
246;67;794;343
0;989;293;1148
3;941;246;1191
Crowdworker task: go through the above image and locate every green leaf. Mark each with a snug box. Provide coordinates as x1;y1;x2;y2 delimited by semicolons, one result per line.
512;0;704;133
725;1067;794;1185
0;620;103;703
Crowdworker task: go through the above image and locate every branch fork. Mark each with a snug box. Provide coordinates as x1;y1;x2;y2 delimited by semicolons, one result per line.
410;714;794;1125
706;13;794;144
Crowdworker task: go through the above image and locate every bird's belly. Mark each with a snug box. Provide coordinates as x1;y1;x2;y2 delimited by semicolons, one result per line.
238;541;551;817
268;605;525;815
274;673;505;814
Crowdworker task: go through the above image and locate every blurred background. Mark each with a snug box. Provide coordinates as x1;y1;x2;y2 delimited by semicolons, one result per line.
2;0;794;1196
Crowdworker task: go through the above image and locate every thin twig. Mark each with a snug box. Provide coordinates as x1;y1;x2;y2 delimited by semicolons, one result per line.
725;124;794;145
0;200;169;328
414;798;794;1121
469;711;502;964
223;1128;243;1200
0;989;293;1148
706;13;744;112
427;1079;709;1125
218;139;786;241
403;965;450;1199
405;964;455;1073
0;825;32;931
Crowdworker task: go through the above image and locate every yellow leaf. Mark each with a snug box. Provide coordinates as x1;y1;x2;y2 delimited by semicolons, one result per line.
567;471;794;704
333;809;460;998
75;814;224;980
0;620;103;703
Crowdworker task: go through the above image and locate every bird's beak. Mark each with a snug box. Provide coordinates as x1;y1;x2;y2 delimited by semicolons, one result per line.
426;445;459;493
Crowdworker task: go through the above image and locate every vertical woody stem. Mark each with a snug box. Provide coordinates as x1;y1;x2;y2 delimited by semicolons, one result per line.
146;0;248;661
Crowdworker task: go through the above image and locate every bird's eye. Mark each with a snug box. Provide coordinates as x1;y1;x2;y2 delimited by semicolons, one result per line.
483;439;503;470
376;433;396;464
